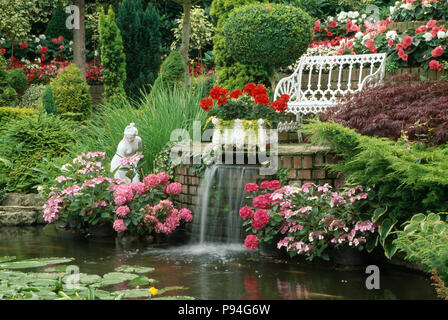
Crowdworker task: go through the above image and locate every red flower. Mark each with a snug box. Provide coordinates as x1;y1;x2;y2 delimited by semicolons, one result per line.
387;39;394;49
209;85;228;100
365;39;377;53
251;84;267;97
52;38;58;43
251;209;269;230
313;20;321;33
329;20;338;28
0;48;5;55
431;46;444;58
415;25;427;33
401;35;413;49
58;35;64;42
254;94;269;105
39;46;48;54
19;42;28;49
243;83;256;95
429;59;443;71
427;20;437;28
260;180;282;189
245;183;259;192
59;45;64;50
229;89;243;99
239;206;254;220
244;235;258;250
200;97;213;111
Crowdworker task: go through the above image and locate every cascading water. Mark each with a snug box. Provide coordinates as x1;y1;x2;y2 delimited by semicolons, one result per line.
190;164;259;244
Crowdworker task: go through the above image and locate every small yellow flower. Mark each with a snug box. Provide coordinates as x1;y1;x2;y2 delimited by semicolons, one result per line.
149;287;158;296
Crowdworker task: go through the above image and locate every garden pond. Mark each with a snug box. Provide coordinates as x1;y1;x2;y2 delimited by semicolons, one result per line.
0;226;437;300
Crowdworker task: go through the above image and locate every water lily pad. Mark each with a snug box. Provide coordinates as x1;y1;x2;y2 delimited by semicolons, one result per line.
0;256;16;263
157;286;187;295
28;272;60;280
0;257;74;270
128;275;150;287
99;272;139;287
152;296;195;300
111;288;151;298
114;265;155;273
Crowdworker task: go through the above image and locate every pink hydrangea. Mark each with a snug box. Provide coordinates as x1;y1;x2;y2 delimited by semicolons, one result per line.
165;182;182;194
239;206;254;220
143;174;160;188
260;180;281;189
131;182;146;194
156;172;170;186
43;197;64;223
244;235;259;250
244;183;259;192
113;219;127;232
251;209;269;230
116;205;130;217
179;208;193;222
252;194;272;209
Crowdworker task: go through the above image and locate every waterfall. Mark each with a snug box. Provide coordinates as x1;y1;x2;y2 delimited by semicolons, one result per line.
190;164;259;244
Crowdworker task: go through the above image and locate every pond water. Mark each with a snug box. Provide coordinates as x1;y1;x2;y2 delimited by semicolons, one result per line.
0;226;437;300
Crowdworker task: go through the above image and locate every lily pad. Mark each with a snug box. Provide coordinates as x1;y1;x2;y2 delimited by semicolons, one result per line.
152;296;195;300
0;257;74;270
99;272;139;287
157;286;187;295
128;275;150;287
111;288;151;298
114;265;155;273
0;256;16;263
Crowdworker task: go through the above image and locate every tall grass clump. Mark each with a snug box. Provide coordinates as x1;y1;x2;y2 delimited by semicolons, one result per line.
75;84;209;174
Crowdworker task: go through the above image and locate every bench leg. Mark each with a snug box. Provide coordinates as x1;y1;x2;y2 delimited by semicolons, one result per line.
296;114;303;143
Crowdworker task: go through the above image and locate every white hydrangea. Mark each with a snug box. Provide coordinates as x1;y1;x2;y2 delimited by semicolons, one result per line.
423;32;433;41
437;30;447;39
400;3;414;10
386;30;398;40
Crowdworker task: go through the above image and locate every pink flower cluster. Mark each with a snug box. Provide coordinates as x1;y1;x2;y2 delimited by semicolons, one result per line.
244;235;259;250
43;196;63;223
143;200;192;235
119;154;144;166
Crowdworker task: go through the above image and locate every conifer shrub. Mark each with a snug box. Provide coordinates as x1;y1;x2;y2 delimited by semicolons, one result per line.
42;85;57;115
98;6;127;103
19;84;46;110
117;0;162;97
50;64;92;121
151;50;186;93
45;2;73;41
0;55;17;106
322;74;448;146
7;68;28;95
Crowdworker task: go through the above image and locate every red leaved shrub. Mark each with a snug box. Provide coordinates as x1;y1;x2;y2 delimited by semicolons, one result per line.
321;74;448;145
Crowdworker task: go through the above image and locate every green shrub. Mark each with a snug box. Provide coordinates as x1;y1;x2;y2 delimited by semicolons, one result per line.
7;68;28;94
117;0;162;97
394;212;448;299
224;4;313;72
210;0;270;90
0;114;77;193
0;55;17;106
50;64;92;121
45;2;73;41
42;85;57;115
151;50;186;93
0;106;35;133
98;6;127;103
19;84;46;110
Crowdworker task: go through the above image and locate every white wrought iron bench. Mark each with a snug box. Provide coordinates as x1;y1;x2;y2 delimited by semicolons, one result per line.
274;53;387;141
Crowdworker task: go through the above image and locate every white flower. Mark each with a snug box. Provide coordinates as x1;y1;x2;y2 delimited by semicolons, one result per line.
36;44;42;50
389;6;395;14
400;3;414;10
437;30;447;39
327;16;334;23
34;37;40;43
39;34;46;40
423;1;432;7
352;19;357;24
386;30;398;40
94;50;98;56
395;1;400;5
337;11;347;22
361;14;367;19
69;40;73;45
355;32;364;40
423;32;433;41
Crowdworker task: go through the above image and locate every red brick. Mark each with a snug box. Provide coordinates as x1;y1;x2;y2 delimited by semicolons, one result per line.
312;169;326;179
182;184;188;194
315;154;324;166
302;156;313;169
293;156;302;168
189;186;197;194
288;170;297;179
282;156;292;168
297;170;311;179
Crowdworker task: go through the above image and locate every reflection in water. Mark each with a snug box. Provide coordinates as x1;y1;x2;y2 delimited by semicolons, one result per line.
0;226;437;300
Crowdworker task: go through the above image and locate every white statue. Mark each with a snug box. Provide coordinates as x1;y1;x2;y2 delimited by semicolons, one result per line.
110;123;143;183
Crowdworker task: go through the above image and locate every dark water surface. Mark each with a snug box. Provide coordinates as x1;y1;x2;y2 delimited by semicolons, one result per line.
0;226;437;300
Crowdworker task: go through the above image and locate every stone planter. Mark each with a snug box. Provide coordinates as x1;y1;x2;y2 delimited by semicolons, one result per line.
211;118;270;152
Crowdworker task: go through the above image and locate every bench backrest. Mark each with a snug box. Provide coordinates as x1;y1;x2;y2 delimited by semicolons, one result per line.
274;53;387;115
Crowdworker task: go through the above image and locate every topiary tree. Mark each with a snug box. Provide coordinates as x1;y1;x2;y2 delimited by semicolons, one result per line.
151;50;186;94
50;64;92;121
117;0;162;97
98;6;126;103
224;3;313;89
210;0;270;90
45;2;74;41
0;55;17;106
41;85;57;115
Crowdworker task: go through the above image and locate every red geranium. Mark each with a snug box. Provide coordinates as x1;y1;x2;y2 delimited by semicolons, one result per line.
209;85;228;100
229;89;243;99
243;82;256;95
200;97;214;111
254;94;269;105
431;46;444;58
0;48;5;55
39;46;48;54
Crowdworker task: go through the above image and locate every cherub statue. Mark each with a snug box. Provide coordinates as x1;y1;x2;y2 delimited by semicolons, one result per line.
110;123;143;183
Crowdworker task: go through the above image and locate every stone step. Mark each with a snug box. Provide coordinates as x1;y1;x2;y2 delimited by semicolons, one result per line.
1;193;44;206
0;206;45;226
